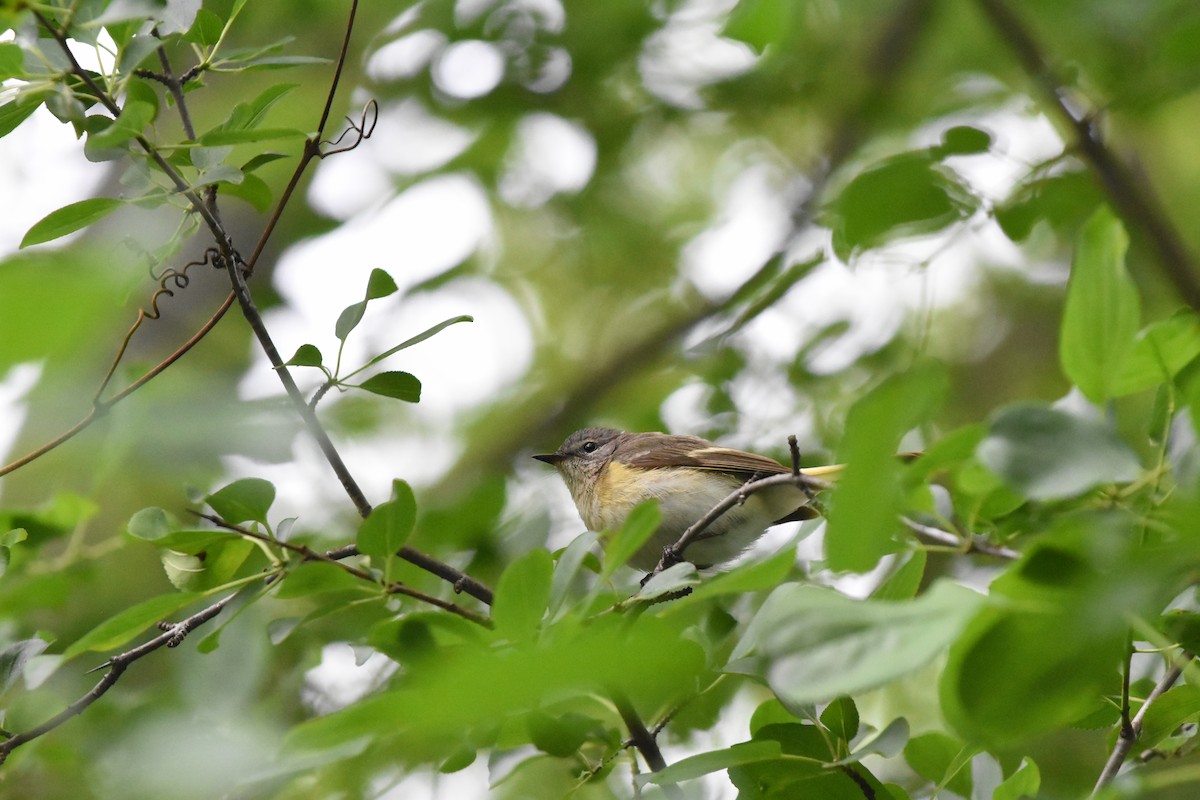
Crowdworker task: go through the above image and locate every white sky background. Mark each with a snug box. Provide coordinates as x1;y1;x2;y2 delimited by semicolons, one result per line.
0;3;1070;797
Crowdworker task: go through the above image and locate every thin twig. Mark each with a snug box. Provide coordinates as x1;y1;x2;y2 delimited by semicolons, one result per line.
0;591;239;765
1092;651;1194;794
899;516;1020;560
193;512;490;626
153;37;196;140
975;0;1200;309
650;471;835;576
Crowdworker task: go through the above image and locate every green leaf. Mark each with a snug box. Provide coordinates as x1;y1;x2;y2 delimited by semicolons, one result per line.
825;364;946;572
64;592;201;659
843;717;909;763
220;172;272;212
0;96;42;138
285;343;324;368
185;8;225;46
357;371;422;402
1139;685;1200;749
871;549;926;601
1112;311;1200;396
1060;207;1141;402
214;83;299;133
935;125;992;156
996;169;1102;242
548;531;601;618
126;506;175;542
356;480;417;578
361;315;474;370
637;561;699;600
199;127;306;146
335;300;368;341
994;758;1040;800
672;544;798;606
826;152;977;261
86;99;155;149
721;0;796;53
0;43;23;80
639;740;783;785
20;198;124;248
730;581;982;705
976;404;1140;501
0;638;48;693
493;549;554;639
206;478;276;525
602;500;661;577
903;732;975;798
365;268;399;299
273;561;371;600
821;696;859;745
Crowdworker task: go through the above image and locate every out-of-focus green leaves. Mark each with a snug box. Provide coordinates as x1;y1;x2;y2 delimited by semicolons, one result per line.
976;404;1140;501
638;740;782;785
940;513;1172;746
286;613;705;759
601;500;660;578
731;581;982;707
997;169;1104;242
0;636;48;693
825;152;977;262
825;363;946;572
1060;208;1141;403
995;758;1041;800
491;548;553;639
903;732;975;799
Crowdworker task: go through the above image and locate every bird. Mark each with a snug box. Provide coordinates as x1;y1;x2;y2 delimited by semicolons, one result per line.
534;427;841;572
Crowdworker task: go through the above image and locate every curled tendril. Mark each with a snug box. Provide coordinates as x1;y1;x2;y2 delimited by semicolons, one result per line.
318;99;378;158
94;247;234;403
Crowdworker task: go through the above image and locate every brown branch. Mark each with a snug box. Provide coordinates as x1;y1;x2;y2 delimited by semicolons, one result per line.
899;516;1020;560
1092;651;1194;794
194;512;491;626
0;591;239;765
612;692;685;800
974;0;1200;309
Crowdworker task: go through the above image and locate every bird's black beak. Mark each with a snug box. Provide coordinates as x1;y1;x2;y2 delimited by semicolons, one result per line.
533;453;562;464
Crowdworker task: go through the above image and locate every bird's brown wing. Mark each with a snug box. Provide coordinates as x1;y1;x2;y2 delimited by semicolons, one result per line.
620;433;789;478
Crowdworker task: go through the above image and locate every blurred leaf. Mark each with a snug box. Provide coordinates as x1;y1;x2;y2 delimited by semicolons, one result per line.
639;740;783;785
221;172;273;211
548;530;600;619
86;99;155;150
526;710;598;757
1112;311;1200;396
976;404;1140;501
994;758;1040;800
1160;610;1200;652
361;315;474;370
872;550;926;601
671;545;798;607
273;561;370;600
199;126;306;145
286;614;705;758
730;581;982;705
935;125;992;156
186;7;225;46
722;0;796;53
826;363;946;572
904;732;975;798
206;478;276;525
20;197;124;248
492;548;553;639
0;95;43;138
997;169;1103;242
843;717;909;763
0;43;22;79
357;371;422;402
357;480;417;578
637;561;699;600
602;501;661;577
0;638;48;693
1060;208;1141;402
63;592;201;659
826;153;977;261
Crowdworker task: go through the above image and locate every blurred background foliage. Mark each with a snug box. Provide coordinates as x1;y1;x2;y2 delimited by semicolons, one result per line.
3;0;1200;797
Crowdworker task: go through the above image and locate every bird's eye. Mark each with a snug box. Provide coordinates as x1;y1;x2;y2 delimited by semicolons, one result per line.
581;441;598;454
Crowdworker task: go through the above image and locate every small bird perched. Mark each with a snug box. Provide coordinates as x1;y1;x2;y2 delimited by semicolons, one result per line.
534;427;841;572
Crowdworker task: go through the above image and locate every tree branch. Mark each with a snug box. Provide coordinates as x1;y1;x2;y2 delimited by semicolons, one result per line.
0;591;240;765
612;692;685;800
195;512;491;625
1092;651;1194;794
899;516;1020;560
975;0;1200;309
